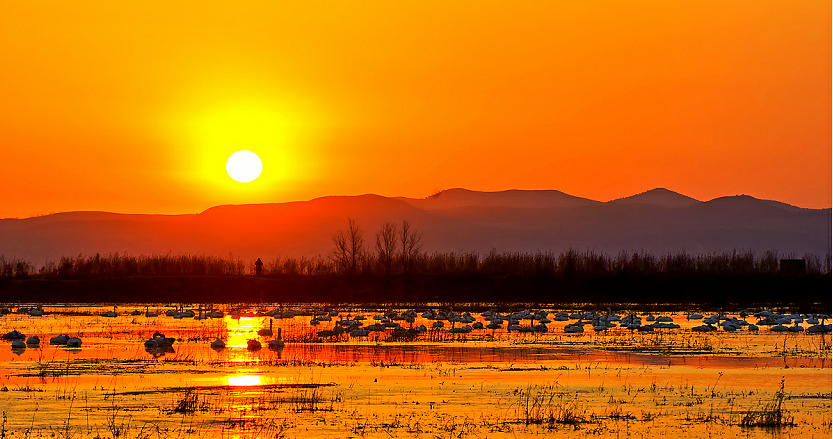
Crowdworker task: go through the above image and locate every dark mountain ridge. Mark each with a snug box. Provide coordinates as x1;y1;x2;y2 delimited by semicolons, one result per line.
607;188;701;208
1;188;829;266
396;188;601;210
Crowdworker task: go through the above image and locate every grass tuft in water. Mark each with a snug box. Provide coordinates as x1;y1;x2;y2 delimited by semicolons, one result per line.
515;383;586;426
740;378;795;428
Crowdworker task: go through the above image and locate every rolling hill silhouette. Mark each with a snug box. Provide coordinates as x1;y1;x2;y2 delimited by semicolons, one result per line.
607;188;701;208
396;188;600;210
1;189;829;266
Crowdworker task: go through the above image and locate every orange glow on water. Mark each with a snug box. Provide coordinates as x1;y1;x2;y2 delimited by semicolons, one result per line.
224;316;266;348
223;315;264;348
0;305;828;439
227;375;262;386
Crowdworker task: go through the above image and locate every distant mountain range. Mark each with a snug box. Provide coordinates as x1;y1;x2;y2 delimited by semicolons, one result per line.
1;188;830;266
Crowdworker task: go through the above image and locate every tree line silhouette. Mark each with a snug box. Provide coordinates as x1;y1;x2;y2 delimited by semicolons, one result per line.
0;219;829;309
0;218;829;279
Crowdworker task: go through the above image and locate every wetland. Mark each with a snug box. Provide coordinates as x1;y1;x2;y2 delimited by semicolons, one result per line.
0;304;829;439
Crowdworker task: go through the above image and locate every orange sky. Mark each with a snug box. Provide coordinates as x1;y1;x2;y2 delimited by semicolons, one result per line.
1;1;830;218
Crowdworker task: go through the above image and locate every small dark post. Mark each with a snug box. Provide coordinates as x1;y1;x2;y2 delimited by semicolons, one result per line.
255;258;264;276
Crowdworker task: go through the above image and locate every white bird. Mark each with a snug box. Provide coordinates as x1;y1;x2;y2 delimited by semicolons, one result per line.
564;324;584;334
26;336;40;345
66;337;82;347
269;328;286;349
145;332;175;348
268;338;286;349
210;339;226;350
692;324;715;332
50;334;70;344
770;324;788;332
349;328;368;338
449;325;472;334
2;330;25;340
103;306;117;318
258;320;273;337
788;321;804;332
145;306;158;318
247;339;262;351
11;340;25;350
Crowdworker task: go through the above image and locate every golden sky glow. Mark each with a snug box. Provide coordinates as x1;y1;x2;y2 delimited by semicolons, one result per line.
0;1;829;218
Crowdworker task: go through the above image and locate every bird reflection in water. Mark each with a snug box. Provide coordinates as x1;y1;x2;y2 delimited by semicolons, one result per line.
145;345;175;358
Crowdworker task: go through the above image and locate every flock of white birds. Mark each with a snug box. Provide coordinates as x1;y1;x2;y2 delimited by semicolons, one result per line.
1;305;830;353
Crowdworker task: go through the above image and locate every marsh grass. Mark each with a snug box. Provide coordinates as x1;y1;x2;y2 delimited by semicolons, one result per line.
23;358;157;378
173;389;203;414
165;383;340;419
213;417;292;439
279;386;340;412
578;330;718;355
515;384;587;426
104;388;132;438
0;303;829;439
740;379;795;428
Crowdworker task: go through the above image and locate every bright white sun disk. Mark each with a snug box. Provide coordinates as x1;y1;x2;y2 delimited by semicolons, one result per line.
226;150;263;183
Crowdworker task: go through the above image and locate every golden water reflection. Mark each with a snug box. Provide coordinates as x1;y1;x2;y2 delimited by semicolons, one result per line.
0;305;828;439
224;316;267;348
227;375;262;386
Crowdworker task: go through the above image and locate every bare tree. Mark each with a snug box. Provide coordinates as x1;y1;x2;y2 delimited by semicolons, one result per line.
376;221;397;277
331;218;364;276
400;219;423;276
332;230;349;274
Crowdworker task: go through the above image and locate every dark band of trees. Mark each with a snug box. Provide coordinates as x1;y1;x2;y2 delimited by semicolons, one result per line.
0;219;830;278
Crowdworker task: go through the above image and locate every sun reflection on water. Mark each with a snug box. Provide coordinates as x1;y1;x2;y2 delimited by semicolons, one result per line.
225;316;267;348
227;375;262;386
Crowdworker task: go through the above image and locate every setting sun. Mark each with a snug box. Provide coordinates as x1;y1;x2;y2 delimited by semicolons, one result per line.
226;150;263;183
0;2;829;439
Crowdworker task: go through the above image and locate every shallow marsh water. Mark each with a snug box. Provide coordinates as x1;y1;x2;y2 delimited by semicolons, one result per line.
0;304;829;439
